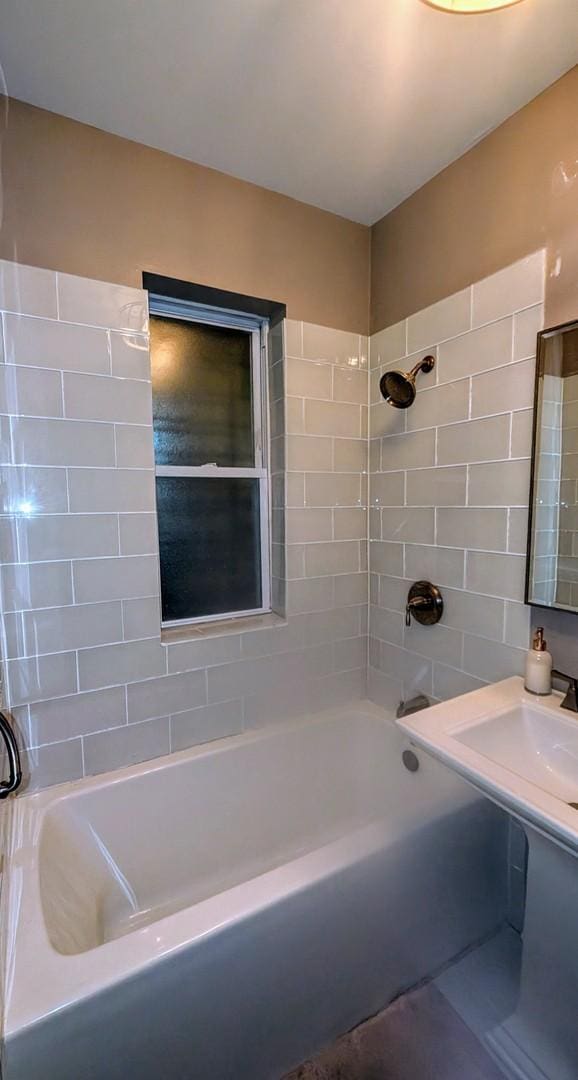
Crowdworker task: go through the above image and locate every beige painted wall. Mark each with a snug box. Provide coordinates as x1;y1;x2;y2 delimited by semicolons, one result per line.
0;98;370;334
2;66;578;338
371;66;578;334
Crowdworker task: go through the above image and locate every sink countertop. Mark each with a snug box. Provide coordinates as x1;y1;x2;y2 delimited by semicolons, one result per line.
397;676;578;856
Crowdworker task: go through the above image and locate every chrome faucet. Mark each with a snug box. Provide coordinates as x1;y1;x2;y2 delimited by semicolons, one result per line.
552;670;578;713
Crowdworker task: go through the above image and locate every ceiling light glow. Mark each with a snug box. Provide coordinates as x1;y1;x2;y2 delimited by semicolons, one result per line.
16;500;35;517
421;0;525;12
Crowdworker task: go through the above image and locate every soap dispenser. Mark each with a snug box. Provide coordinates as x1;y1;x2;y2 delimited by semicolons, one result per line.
524;627;552;696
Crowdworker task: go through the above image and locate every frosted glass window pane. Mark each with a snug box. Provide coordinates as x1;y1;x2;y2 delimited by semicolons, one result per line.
156;476;262;621
151;315;254;467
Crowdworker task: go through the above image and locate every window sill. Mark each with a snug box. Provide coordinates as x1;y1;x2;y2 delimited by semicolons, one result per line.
161;610;287;645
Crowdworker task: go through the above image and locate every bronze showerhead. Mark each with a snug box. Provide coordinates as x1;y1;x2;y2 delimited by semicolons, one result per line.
379;355;435;409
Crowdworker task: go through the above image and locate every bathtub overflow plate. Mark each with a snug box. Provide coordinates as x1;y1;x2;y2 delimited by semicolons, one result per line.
402;749;419;773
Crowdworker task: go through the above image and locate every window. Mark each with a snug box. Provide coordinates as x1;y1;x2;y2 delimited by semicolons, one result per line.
149;295;270;627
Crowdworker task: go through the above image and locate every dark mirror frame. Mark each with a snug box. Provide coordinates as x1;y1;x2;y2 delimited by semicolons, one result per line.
525;317;578;613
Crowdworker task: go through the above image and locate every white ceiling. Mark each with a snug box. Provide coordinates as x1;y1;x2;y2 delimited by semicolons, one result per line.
1;0;577;224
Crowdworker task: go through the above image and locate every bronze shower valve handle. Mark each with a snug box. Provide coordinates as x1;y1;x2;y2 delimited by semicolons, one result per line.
405;581;444;627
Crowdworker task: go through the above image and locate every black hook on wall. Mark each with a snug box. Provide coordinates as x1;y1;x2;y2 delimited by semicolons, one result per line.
0;711;22;798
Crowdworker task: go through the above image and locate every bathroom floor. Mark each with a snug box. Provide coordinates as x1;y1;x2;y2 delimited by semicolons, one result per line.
284;929;521;1080
284;983;505;1080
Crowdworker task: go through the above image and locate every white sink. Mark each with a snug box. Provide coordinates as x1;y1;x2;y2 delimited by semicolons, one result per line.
454;703;578;804
398;676;578;1080
397;676;578;854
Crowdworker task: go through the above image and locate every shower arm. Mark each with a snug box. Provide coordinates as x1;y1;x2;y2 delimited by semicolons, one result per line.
407;356;435;382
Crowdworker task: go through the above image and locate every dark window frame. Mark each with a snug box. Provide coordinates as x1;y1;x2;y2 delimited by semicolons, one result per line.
148;292;272;627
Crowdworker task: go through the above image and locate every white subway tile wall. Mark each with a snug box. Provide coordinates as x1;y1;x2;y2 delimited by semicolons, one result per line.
0;253;545;790
0;261;368;791
368;251;545;710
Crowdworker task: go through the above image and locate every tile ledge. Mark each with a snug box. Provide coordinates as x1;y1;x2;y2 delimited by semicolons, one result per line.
161;611;287;645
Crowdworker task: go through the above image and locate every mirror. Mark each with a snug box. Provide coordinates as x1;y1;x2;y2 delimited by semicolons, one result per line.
526;319;578;611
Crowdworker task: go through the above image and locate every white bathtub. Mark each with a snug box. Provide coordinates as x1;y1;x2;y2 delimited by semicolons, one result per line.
1;701;507;1079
